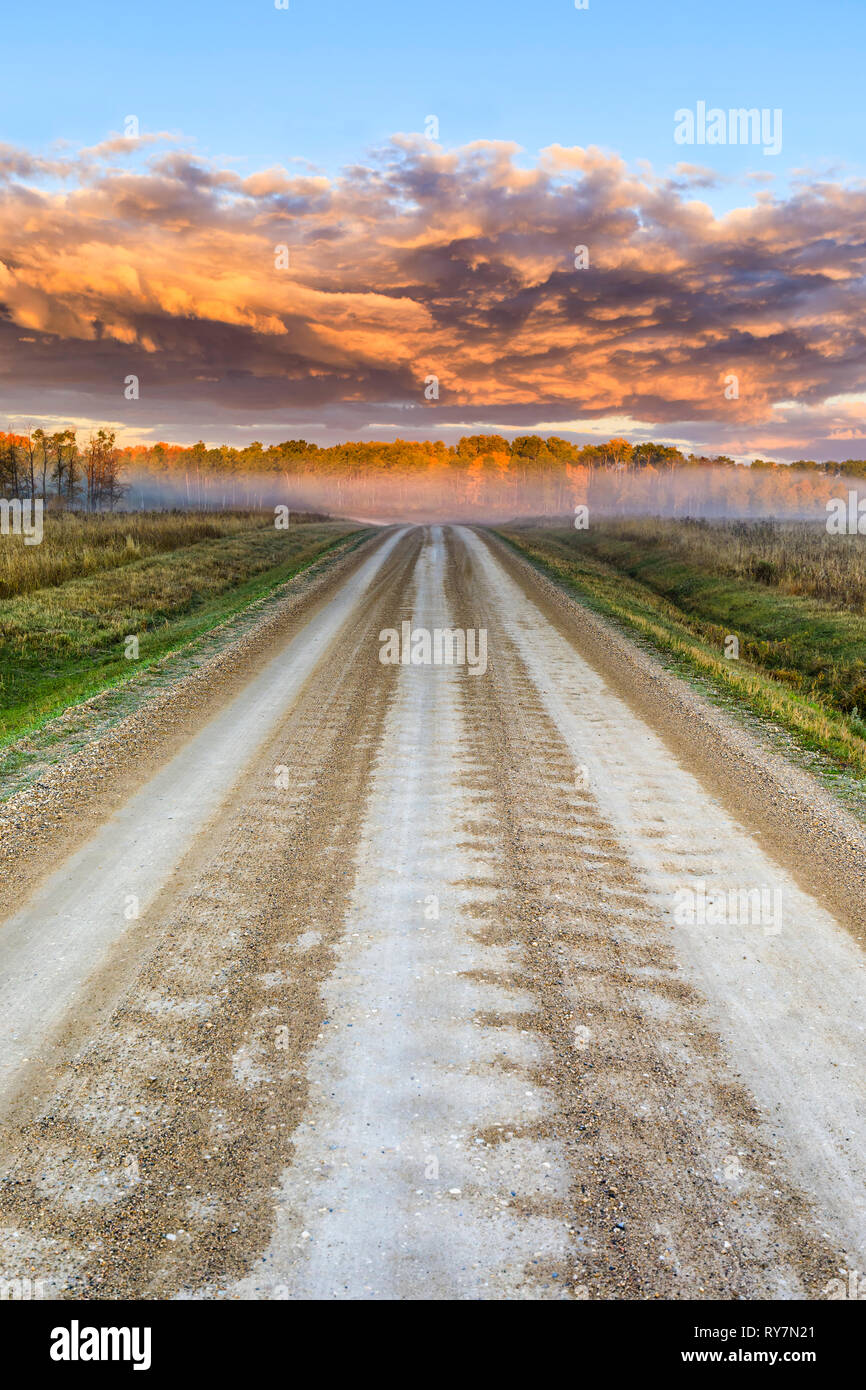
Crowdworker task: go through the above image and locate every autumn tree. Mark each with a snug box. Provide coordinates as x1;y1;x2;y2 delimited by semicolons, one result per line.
84;429;126;509
52;430;81;504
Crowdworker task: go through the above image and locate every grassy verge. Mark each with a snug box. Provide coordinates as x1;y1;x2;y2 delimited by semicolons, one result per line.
554;515;866;611
0;510;299;600
497;524;866;784
0;519;366;744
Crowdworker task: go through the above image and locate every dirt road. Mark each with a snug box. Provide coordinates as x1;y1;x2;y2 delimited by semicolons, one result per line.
0;525;863;1300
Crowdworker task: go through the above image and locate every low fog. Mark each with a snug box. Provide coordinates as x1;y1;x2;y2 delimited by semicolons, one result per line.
121;464;861;525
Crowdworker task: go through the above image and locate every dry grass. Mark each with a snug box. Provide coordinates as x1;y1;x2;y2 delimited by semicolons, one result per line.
589;517;866;612
0;510;278;600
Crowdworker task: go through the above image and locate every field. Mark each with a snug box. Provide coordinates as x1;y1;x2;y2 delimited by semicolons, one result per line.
0;511;361;742
498;518;866;782
558;516;866;610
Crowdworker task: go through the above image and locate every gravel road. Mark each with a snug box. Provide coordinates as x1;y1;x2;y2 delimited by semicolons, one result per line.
0;525;862;1300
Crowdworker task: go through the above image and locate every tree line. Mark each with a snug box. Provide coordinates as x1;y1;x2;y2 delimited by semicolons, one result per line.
117;434;866;479
3;427;865;508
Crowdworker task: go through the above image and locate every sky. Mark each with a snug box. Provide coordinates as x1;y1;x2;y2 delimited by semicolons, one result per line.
1;0;864;459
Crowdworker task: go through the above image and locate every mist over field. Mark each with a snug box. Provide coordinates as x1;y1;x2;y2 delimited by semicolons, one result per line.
123;461;863;524
7;426;864;523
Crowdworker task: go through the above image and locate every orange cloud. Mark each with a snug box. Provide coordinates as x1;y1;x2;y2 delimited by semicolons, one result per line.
0;136;865;455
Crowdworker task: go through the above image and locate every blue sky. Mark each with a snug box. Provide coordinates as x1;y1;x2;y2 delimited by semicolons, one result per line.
3;0;864;199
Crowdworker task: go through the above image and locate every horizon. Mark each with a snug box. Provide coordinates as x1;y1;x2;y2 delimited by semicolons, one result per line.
7;425;866;470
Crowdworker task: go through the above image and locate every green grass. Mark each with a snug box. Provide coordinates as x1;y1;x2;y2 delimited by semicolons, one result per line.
497;523;866;782
0;518;365;744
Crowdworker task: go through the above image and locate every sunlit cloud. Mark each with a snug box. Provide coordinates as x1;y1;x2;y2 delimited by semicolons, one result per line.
1;133;864;457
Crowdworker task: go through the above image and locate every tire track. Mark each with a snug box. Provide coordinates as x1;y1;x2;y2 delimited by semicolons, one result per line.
444;527;840;1298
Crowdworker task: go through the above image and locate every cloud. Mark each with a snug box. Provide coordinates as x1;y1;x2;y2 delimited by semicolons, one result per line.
0;134;864;456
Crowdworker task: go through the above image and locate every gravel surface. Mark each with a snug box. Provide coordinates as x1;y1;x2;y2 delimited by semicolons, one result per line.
0;524;861;1300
